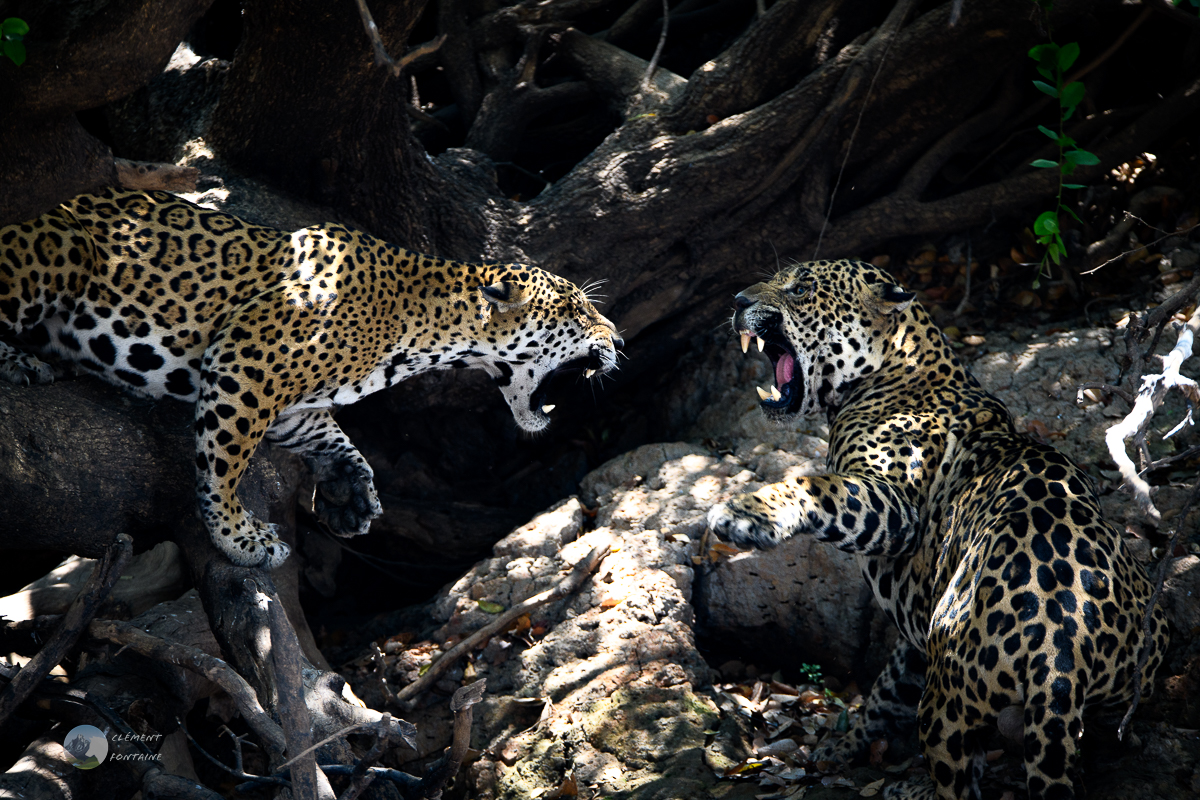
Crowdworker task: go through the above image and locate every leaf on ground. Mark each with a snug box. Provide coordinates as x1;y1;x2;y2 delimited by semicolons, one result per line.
544;772;578;798
477;599;505;613
725;758;769;777
859;778;886;796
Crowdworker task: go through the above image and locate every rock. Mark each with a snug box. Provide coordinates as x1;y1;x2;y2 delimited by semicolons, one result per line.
364;443;761;798
492;497;584;559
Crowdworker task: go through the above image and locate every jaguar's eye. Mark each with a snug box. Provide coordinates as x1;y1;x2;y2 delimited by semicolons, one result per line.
788;282;811;296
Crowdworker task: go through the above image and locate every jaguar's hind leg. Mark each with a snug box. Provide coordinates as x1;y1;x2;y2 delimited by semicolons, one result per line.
813;639;926;766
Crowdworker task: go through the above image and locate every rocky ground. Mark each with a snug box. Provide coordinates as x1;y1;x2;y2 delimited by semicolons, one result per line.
335;307;1200;800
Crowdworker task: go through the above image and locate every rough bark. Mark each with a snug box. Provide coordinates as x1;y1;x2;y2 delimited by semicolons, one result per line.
207;0;436;244
0;379;194;557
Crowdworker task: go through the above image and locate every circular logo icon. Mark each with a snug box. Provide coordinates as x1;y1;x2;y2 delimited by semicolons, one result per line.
63;725;108;769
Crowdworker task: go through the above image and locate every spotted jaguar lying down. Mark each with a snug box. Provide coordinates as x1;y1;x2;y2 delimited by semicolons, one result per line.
708;259;1166;800
0;188;622;567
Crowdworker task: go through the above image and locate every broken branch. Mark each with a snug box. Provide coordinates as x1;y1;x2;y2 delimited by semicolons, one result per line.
0;533;132;726
352;0;445;77
393;545;609;704
1104;292;1200;522
87;617;287;761
262;581;325;800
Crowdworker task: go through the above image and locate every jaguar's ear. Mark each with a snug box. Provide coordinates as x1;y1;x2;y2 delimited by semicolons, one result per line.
870;283;915;316
478;281;529;325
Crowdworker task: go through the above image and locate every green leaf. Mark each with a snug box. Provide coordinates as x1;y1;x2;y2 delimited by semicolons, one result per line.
1047;240;1063;265
1063;183;1085;190
1031;159;1059;169
3;39;24;65
1057;42;1080;72
1060;82;1085;108
477;599;505;613
1063;206;1083;223
1037;124;1058;140
1033;211;1059;236
2;18;29;36
1069;149;1100;166
1028;43;1056;61
1033;80;1058;98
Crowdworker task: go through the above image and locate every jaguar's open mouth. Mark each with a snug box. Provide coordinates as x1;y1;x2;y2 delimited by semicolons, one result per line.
529;349;609;420
738;326;805;415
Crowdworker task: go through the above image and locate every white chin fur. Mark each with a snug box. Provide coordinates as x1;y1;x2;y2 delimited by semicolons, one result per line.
511;404;551;433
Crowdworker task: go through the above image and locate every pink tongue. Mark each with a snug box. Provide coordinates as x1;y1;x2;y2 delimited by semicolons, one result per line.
775;353;795;386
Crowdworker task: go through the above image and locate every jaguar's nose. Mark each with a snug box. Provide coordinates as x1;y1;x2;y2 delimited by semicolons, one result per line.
735;293;754;309
612;334;625;350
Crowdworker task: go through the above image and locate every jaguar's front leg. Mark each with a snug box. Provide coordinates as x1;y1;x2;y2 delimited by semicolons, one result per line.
266;407;382;537
707;473;918;555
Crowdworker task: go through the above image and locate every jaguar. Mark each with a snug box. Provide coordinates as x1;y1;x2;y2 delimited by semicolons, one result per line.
707;259;1166;799
0;188;622;568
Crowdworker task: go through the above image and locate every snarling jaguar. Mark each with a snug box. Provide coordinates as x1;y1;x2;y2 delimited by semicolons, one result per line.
708;259;1166;800
0;188;622;567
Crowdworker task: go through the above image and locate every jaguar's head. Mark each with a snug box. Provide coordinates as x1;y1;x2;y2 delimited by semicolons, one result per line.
473;266;622;433
731;259;915;419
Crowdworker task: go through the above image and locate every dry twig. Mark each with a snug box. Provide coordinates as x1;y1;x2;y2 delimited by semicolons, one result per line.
416;678;487;794
392;545;609;704
351;0;446;77
1104;281;1200;521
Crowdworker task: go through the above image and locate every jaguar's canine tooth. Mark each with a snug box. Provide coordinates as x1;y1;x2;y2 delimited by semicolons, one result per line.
740;332;751;353
770;385;782;402
541;404;555;413
585;368;596;379
757;336;765;352
756;386;770;401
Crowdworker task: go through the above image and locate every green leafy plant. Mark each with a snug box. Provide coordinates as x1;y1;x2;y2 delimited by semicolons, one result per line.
2;17;28;66
1027;39;1098;283
798;662;823;685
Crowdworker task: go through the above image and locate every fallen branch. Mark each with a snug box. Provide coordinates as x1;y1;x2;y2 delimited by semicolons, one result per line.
87;617;287;761
334;712;391;800
0;533;132;726
189;686;481;800
416;678;487;795
180;720;292;790
392;545;610;704
1104;291;1200;522
262;580;327;800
